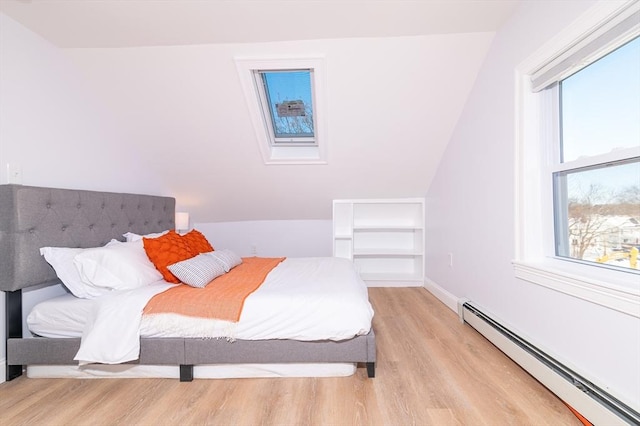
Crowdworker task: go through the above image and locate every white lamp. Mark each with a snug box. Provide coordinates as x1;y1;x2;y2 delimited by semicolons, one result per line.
175;212;190;234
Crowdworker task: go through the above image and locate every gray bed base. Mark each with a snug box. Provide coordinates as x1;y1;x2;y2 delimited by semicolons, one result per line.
1;184;376;382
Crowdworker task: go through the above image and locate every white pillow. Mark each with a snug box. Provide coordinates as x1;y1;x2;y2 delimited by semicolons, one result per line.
123;230;169;242
40;247;110;299
73;240;163;291
167;253;227;288
206;249;243;272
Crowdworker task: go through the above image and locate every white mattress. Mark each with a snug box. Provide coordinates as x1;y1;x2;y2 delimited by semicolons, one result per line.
28;257;374;341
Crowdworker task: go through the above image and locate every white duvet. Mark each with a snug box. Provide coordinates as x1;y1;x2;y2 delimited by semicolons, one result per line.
28;257;374;365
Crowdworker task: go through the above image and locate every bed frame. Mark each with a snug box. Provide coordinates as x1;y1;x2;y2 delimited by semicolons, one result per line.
1;184;376;382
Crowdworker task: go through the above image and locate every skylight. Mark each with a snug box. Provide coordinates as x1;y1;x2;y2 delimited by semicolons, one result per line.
257;70;315;144
236;57;327;165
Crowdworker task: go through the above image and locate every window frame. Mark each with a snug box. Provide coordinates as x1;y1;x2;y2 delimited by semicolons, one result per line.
235;56;328;165
514;1;640;319
254;69;317;146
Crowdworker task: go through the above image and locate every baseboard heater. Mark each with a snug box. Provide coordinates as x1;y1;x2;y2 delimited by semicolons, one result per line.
458;299;639;426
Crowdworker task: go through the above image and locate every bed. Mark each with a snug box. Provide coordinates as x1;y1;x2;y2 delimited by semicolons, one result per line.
1;184;376;381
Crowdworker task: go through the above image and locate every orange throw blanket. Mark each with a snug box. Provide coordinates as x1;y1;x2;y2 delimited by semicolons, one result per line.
143;257;285;322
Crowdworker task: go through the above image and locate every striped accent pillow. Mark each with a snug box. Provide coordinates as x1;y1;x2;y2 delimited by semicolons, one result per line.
207;249;243;272
167;253;226;288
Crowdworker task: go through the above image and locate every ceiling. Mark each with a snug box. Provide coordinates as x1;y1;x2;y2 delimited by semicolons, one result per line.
0;0;520;48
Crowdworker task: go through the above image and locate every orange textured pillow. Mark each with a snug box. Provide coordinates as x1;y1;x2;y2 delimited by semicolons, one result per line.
181;229;214;254
143;230;196;283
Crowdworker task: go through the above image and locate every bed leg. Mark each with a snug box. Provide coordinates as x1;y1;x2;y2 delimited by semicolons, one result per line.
366;362;375;378
179;364;194;382
7;364;22;382
6;290;23;381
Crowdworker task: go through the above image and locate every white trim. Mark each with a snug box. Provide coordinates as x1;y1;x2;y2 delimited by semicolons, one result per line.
365;280;423;288
235;56;328;165
0;358;5;384
513;260;640;318
549;147;640;174
423;276;459;312
514;0;640;315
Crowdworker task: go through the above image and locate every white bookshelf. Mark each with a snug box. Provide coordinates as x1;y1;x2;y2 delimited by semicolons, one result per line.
333;198;425;287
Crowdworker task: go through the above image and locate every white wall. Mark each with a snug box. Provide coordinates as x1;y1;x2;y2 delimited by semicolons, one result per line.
0;15;169;196
424;0;639;408
61;32;494;223
197;220;332;258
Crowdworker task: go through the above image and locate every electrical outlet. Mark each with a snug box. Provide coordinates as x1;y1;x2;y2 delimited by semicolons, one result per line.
448;253;453;267
251;244;258;256
7;163;22;184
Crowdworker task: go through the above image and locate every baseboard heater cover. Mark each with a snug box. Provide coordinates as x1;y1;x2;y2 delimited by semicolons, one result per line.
458;299;639;426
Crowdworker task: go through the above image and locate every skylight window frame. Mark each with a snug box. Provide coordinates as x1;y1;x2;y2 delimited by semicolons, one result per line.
254;69;318;147
235;56;328;165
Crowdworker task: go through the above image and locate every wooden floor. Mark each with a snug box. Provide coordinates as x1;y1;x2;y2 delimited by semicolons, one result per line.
0;287;581;426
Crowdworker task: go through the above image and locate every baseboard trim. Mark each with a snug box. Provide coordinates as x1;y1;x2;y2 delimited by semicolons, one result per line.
461;301;636;425
0;358;6;384
423;277;458;312
365;280;423;288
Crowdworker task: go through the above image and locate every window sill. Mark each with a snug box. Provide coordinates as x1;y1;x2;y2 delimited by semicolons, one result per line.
513;259;640;318
265;145;327;165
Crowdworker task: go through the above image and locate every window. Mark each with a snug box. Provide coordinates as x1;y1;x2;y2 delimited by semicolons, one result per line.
553;37;640;272
235;57;327;164
515;1;640;317
255;70;316;145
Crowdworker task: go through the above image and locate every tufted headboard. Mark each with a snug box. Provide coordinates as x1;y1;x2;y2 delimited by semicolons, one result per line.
0;184;175;292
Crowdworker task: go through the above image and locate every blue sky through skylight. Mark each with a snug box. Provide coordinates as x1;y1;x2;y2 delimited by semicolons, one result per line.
262;71;314;139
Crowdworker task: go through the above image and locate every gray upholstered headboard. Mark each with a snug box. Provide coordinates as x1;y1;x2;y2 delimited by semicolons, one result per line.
0;184;175;292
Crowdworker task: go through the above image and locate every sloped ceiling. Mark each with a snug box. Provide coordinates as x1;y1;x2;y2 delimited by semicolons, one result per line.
0;1;518;222
1;0;518;47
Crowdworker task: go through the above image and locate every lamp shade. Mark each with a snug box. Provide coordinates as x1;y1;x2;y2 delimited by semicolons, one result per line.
175;212;190;231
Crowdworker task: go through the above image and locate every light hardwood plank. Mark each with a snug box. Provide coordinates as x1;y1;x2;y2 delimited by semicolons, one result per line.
0;288;582;425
